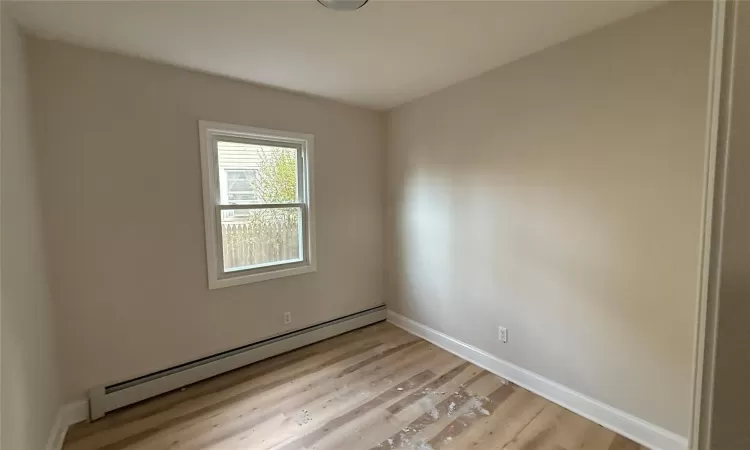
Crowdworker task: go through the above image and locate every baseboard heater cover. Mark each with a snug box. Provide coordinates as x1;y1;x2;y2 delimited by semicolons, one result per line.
88;305;386;420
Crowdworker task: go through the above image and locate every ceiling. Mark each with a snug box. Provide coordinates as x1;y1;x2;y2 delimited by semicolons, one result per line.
8;0;662;110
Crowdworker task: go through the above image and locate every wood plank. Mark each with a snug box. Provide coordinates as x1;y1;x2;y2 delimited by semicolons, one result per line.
62;323;646;450
504;402;622;450
129;332;429;449
439;387;548;450
318;359;484;450
67;325;410;450
425;382;515;448
189;341;445;449
66;322;401;443
370;371;500;449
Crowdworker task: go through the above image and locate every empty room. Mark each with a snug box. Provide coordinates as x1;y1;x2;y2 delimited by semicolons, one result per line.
2;0;748;449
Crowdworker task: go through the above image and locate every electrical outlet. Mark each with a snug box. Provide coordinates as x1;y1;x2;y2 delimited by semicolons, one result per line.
284;312;292;324
498;326;508;343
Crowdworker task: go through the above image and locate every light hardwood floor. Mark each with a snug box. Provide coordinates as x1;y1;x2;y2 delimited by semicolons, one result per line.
63;322;645;450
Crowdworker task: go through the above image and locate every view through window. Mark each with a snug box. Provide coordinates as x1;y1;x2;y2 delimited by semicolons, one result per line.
217;141;302;271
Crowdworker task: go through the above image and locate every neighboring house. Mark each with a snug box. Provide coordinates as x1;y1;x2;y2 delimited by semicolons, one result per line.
217;141;262;221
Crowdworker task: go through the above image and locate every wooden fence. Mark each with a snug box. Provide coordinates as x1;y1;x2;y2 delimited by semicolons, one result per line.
221;219;300;269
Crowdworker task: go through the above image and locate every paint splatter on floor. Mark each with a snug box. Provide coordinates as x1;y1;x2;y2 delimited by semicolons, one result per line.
295;409;312;426
377;392;497;449
414;439;435;450
465;397;491;416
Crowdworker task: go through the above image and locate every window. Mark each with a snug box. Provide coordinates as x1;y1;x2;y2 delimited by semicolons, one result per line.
199;121;316;289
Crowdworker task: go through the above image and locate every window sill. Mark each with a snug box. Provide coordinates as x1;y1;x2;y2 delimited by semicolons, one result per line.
208;263;316;290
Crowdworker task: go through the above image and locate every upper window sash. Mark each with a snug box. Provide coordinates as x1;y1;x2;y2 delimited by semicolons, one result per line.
212;136;305;205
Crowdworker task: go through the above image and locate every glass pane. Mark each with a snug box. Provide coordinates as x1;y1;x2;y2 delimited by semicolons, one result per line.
220;207;302;272
217;141;298;204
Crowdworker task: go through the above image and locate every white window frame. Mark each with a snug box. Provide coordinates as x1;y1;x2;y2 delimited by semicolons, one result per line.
198;120;316;289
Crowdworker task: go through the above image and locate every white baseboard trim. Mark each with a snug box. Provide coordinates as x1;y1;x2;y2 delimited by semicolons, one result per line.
387;311;688;450
45;399;89;450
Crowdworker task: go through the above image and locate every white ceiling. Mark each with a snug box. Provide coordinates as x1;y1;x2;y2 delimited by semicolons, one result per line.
8;0;662;110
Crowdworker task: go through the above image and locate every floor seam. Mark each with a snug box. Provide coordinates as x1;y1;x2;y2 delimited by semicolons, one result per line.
499;402;548;450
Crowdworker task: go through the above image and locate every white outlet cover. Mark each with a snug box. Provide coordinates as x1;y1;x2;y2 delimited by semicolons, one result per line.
498;326;508;343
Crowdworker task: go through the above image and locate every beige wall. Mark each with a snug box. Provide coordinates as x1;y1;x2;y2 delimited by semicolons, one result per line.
385;1;711;436
28;39;386;402
702;2;750;449
1;15;63;449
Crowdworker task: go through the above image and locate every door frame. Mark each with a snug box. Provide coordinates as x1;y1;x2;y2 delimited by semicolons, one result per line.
689;1;737;449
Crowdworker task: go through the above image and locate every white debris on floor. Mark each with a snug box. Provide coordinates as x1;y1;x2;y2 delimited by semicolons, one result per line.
465;397;490;416
295;409;312;426
414;439;435;450
379;390;495;449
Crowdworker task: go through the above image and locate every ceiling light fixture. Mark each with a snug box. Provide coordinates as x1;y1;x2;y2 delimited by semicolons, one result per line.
317;0;369;11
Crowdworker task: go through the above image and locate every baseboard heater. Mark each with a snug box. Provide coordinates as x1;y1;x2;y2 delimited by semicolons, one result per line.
88;305;386;420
